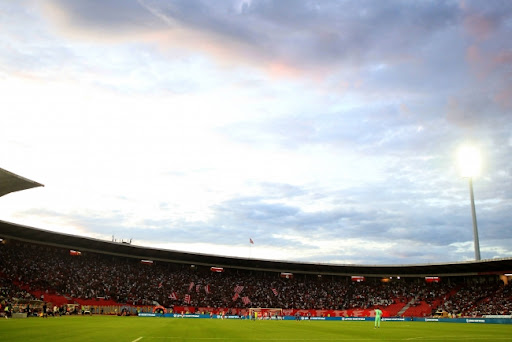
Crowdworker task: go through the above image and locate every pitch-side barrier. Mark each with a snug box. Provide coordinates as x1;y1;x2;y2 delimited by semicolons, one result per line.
137;313;512;324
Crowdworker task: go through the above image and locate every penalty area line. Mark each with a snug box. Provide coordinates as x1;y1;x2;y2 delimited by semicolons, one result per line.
132;337;143;342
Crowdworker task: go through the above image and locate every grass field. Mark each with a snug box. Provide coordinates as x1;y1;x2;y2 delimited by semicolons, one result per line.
1;316;511;341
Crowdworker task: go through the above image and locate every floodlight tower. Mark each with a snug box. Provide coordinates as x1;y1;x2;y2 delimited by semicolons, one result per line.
457;145;482;261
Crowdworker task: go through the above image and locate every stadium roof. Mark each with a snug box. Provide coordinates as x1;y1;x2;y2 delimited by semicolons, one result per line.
1;219;511;278
0;167;43;198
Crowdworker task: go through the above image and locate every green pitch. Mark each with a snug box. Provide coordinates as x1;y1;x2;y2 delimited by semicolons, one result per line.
1;316;511;341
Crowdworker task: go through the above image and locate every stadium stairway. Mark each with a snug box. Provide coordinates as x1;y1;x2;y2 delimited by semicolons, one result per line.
402;300;432;317
383;301;407;316
396;299;413;317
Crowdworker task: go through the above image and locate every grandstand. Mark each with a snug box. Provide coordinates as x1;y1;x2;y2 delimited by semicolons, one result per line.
0;168;511;319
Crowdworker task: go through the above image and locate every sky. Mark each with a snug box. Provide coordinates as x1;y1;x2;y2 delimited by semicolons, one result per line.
1;0;511;266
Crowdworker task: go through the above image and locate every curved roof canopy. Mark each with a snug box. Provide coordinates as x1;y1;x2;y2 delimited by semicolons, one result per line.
1;169;511;278
1;219;511;278
0;167;43;198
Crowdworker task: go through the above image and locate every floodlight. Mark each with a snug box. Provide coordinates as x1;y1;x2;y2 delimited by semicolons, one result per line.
456;144;482;260
457;145;481;178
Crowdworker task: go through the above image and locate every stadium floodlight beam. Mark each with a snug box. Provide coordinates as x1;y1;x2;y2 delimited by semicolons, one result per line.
457;145;482;261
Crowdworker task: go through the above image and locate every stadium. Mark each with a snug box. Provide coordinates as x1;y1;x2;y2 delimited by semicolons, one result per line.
1;168;511;340
3;1;512;339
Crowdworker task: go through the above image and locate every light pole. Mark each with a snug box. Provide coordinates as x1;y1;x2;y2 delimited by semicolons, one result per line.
468;177;481;260
457;145;482;261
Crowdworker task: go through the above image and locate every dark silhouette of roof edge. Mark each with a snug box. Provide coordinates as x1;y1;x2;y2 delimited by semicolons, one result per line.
0;167;44;198
1;219;511;278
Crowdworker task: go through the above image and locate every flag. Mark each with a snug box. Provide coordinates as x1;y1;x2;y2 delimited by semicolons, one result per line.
204;285;210;294
188;282;195;292
169;292;177;300
196;284;201;293
232;293;239;301
250;238;254;244
184;294;191;304
158;282;163;288
234;285;244;294
271;288;279;296
242;296;251;305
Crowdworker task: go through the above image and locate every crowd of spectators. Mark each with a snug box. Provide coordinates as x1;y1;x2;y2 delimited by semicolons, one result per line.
1;239;510;316
472;282;512;316
0;277;37;303
437;282;512;317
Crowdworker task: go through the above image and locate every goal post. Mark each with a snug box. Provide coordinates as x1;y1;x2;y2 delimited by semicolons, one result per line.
248;308;283;320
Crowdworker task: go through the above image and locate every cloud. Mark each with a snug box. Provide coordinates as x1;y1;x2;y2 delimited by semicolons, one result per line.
36;1;462;77
461;1;512;41
42;0;159;36
1;0;512;265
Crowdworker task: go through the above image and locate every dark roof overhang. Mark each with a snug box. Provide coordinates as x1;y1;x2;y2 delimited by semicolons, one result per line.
2;219;511;278
0;167;43;198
